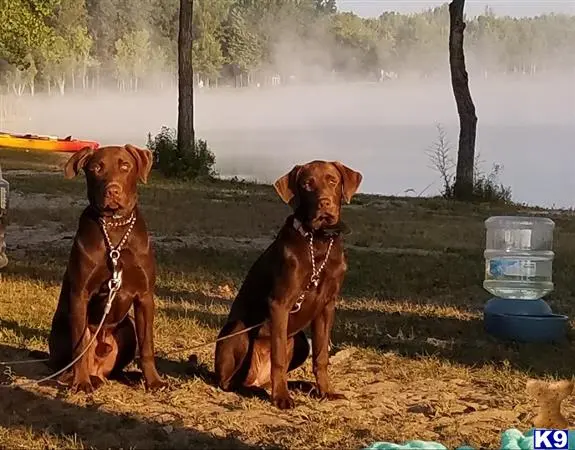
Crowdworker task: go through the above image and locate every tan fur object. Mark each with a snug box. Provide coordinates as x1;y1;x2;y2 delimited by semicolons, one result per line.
526;379;574;428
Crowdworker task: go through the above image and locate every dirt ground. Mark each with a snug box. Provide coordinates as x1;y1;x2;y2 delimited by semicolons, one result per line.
1;149;575;449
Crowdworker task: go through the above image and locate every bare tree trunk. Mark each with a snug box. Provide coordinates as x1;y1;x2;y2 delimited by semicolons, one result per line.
58;76;66;95
178;0;195;156
449;0;477;201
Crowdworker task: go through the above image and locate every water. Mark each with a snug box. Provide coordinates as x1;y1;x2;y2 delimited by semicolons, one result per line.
3;74;575;208
0;165;8;269
483;216;555;300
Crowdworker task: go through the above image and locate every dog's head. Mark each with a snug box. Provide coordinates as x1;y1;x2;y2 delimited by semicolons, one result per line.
64;144;153;217
273;160;362;231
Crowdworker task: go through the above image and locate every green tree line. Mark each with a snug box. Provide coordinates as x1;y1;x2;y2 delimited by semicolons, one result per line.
0;0;573;95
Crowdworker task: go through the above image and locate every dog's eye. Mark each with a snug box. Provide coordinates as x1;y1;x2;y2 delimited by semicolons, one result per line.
302;179;314;191
327;177;338;186
120;162;130;172
90;164;101;173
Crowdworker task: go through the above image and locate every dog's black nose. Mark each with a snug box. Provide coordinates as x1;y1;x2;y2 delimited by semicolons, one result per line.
105;182;122;198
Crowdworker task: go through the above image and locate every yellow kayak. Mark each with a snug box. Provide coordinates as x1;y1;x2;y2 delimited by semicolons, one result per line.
0;132;99;153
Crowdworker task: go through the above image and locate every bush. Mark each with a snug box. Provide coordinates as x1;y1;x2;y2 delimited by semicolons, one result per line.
426;123;511;203
146;126;216;180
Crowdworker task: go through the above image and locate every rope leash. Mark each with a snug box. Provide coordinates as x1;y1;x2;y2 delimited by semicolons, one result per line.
0;220;334;385
0;214;134;387
3;281;119;388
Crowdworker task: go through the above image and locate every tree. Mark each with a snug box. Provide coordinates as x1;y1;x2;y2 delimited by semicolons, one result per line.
221;7;261;86
44;35;76;95
46;0;92;92
2;0;575;94
0;0;57;65
178;0;195;156
449;0;477;201
114;30;151;91
22;54;38;95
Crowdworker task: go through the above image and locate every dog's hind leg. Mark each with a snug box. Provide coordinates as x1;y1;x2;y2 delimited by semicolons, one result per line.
241;330;309;390
214;320;253;391
288;330;310;372
112;316;137;373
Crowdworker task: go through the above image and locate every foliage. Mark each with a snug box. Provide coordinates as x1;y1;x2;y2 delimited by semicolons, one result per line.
0;0;57;64
426;123;511;203
0;0;574;92
147;126;216;180
114;29;151;90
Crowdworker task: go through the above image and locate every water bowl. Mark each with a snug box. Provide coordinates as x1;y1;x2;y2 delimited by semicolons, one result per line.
484;297;569;343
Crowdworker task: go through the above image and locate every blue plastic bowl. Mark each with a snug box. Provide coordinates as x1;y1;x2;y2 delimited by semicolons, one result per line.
484;298;553;316
484;298;568;343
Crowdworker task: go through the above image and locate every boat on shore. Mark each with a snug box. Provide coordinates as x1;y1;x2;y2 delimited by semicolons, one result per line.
0;132;99;153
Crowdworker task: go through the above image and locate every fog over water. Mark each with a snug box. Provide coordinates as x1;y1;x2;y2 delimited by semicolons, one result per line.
3;73;574;208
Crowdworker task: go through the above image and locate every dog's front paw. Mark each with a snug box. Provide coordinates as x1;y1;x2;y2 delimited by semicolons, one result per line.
311;387;347;401
145;377;167;391
89;375;106;390
272;392;295;410
72;379;94;394
322;391;346;401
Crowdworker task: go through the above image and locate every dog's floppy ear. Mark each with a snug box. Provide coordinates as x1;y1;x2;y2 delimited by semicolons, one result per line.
64;147;94;179
331;161;363;204
125;144;153;184
274;165;302;206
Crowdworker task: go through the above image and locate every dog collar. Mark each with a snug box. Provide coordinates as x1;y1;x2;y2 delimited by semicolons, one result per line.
292;217;351;238
104;212;136;228
292;217;310;238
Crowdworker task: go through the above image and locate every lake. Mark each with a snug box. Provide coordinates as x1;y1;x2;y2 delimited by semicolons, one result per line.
3;74;574;208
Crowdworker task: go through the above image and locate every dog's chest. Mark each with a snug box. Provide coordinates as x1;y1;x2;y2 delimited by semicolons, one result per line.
86;254;150;321
287;271;343;332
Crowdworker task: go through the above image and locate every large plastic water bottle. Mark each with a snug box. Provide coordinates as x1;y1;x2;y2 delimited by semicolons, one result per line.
0;165;8;270
483;216;554;300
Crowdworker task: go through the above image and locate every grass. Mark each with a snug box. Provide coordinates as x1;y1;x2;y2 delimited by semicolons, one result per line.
1;149;575;449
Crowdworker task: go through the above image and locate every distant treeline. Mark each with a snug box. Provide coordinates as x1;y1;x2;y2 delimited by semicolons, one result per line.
0;0;574;95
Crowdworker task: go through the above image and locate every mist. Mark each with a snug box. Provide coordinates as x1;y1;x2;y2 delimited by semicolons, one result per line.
2;68;573;208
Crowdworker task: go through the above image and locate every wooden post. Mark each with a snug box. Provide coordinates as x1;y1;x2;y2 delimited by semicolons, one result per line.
449;0;477;200
178;0;195;156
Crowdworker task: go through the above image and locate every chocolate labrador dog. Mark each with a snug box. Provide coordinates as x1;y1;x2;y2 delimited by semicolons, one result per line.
49;145;164;393
214;160;362;409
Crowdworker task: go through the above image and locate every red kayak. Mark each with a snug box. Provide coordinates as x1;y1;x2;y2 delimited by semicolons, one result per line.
0;132;99;153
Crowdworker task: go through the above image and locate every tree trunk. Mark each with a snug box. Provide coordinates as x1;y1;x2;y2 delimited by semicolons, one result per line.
449;0;477;201
178;0;195;156
82;63;87;89
58;76;66;95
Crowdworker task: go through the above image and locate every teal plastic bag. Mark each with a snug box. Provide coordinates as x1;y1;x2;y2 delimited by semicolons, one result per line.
364;429;575;450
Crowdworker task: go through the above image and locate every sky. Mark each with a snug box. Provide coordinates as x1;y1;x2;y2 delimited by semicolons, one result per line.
337;1;575;18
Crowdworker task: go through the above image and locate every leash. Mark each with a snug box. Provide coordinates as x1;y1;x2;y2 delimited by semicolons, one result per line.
0;218;334;380
1;213;134;388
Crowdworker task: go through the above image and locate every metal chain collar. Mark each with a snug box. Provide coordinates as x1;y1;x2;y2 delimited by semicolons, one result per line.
291;232;334;314
99;211;136;301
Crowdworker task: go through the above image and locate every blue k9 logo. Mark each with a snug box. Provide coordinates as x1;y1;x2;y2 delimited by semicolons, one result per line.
533;429;569;450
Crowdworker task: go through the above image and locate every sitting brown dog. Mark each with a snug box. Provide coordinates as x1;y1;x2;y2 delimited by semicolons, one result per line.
214;160;362;409
48;145;165;393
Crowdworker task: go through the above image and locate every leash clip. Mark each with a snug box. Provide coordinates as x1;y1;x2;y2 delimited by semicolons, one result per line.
291;301;302;314
109;249;120;266
108;268;123;292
